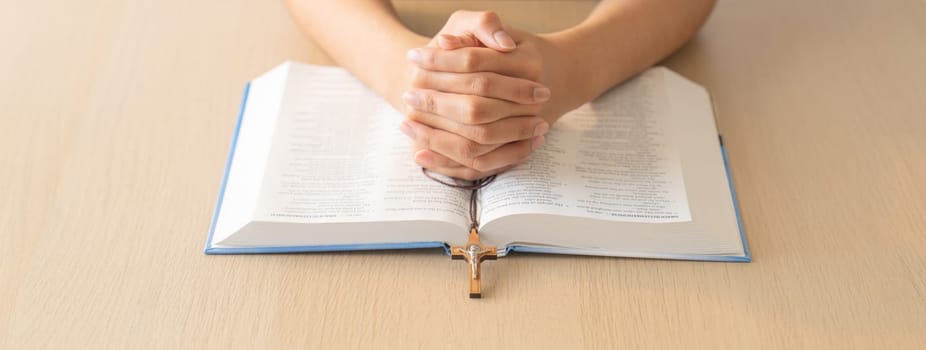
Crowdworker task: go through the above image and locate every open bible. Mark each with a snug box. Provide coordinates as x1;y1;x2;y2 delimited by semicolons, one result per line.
205;62;749;262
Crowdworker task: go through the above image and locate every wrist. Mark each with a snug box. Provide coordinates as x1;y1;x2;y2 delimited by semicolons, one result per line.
382;33;430;113
536;31;592;124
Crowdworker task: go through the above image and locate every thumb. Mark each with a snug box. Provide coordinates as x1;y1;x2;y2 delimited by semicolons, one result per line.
454;11;516;52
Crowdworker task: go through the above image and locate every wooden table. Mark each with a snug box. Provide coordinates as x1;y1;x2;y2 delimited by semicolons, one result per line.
2;0;925;348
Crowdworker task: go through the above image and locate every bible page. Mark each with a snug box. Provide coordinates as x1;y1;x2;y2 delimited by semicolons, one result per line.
480;68;692;225
254;63;470;227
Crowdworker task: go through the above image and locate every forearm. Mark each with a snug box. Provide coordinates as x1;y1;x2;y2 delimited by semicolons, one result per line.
543;0;716;110
284;0;429;109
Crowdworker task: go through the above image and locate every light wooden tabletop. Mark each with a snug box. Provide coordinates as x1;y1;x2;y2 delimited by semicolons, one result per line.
2;0;925;348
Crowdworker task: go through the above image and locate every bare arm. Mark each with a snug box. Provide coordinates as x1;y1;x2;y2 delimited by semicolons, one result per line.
542;0;717;115
285;0;717;180
284;0;714;116
283;0;427;109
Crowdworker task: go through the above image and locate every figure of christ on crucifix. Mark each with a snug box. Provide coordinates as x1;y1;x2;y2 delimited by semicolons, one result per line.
451;228;498;298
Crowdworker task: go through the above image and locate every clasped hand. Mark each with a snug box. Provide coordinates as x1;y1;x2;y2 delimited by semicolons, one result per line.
399;11;554;180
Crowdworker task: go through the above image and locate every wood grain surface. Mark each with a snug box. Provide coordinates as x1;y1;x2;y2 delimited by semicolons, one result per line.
1;0;925;348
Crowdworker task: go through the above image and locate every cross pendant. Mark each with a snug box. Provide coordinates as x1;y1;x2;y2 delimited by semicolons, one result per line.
450;228;498;298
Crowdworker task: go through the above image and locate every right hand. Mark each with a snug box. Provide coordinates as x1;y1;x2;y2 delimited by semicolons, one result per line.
400;11;551;180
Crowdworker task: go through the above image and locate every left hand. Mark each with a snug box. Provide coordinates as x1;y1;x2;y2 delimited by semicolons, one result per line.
402;42;552;179
401;12;574;180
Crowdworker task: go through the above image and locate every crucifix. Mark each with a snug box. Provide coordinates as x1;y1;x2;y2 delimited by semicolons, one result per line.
450;228;497;298
422;168;498;298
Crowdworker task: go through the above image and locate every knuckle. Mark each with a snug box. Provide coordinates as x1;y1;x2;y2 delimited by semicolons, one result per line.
421;49;437;67
450;10;469;20
470;157;492;172
515;48;543;80
420;91;437;113
477;11;499;25
463;99;485;123
462;51;481;71
457;140;482;160
406;109;425;122
418;130;432;148
468;75;491;95
517;123;534;140
410;138;426;151
466;125;493;144
410;69;427;88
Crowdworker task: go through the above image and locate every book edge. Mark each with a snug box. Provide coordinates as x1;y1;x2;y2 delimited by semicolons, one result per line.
720;137;752;262
504;137;751;262
506;245;749;262
204;82;251;254
206;241;447;255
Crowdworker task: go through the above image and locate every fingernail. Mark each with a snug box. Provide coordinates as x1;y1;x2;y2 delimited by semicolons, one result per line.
493;30;516;50
406;49;423;64
400;121;416;139
533;122;549;137
402;91;421;108
531;135;546;150
533;87;551;102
